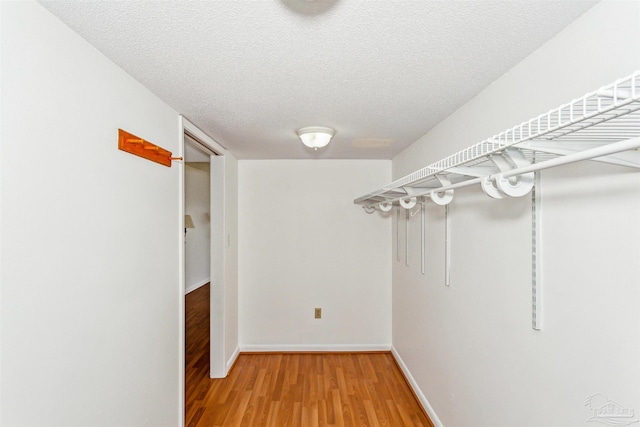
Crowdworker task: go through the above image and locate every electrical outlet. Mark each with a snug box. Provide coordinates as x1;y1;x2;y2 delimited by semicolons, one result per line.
314;308;322;319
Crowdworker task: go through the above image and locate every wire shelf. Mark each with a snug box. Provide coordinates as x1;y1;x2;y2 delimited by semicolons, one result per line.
355;71;640;206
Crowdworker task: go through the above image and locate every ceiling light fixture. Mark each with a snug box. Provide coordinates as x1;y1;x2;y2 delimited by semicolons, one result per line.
297;126;335;151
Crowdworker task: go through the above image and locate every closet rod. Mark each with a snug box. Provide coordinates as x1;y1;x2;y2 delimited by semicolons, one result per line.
365;136;640;208
498;136;640;179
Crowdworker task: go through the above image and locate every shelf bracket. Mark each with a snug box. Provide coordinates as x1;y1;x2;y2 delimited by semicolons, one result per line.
400;186;419;209
481;175;505;199
431;175;454;205
400;197;418;209
484;149;534;198
379;201;393;212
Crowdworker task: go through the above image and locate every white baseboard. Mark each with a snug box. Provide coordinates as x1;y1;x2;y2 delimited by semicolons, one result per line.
391;346;443;427
239;343;392;353
226;346;240;373
185;278;209;295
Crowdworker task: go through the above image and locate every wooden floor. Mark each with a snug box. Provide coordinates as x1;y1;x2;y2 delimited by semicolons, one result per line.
185;284;433;427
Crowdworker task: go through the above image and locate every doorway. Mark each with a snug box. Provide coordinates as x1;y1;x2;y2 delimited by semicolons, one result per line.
184;137;211;295
179;116;227;424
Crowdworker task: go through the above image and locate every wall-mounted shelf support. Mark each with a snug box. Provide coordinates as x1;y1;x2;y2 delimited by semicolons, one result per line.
396;206;400;262
445;204;451;287
421;202;425;275
532;174;543;330
431;175;454;205
405;209;410;266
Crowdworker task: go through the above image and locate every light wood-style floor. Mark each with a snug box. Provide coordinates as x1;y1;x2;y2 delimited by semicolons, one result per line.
185;284;434;427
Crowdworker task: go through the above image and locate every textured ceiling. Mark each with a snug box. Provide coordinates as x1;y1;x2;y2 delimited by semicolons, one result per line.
40;0;598;159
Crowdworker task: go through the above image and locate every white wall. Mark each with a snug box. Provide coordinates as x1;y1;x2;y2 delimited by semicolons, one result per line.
0;2;182;425
238;160;391;350
391;1;640;426
185;163;211;293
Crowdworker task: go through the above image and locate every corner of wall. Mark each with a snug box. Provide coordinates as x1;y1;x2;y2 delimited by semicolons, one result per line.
391;346;444;427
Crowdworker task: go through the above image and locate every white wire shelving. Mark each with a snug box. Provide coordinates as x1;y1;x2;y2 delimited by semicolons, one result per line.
358;71;640;331
355;71;640;210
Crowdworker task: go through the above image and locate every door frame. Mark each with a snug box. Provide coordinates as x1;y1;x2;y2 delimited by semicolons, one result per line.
178;115;227;423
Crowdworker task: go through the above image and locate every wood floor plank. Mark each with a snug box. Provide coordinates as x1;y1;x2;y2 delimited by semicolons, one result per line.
185;284;434;427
